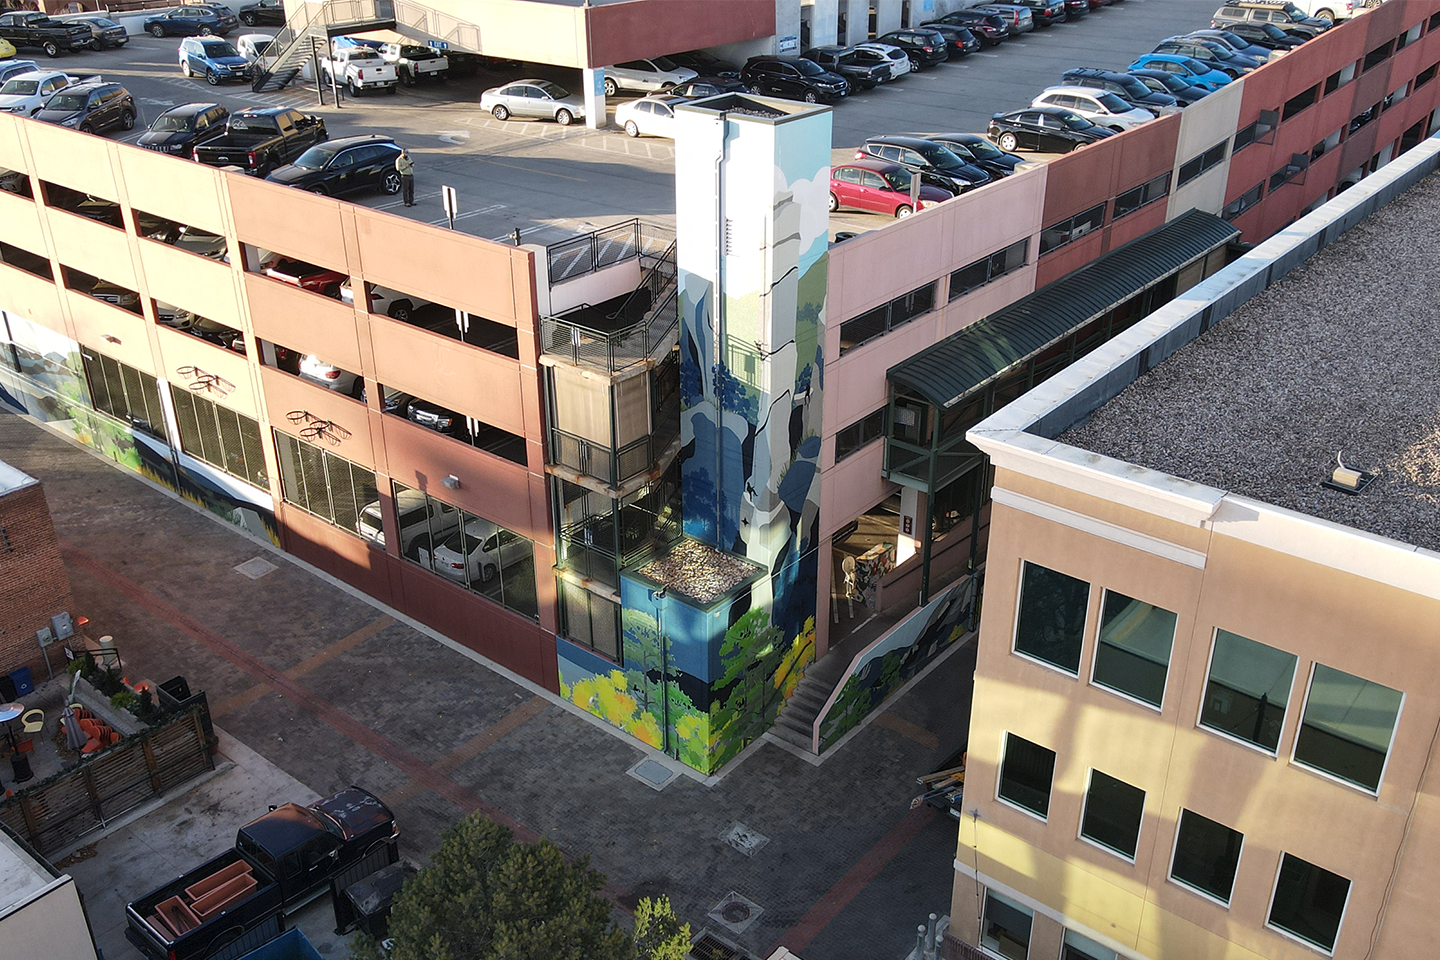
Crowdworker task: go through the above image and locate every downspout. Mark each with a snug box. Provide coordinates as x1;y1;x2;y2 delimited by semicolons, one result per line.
712;112;729;545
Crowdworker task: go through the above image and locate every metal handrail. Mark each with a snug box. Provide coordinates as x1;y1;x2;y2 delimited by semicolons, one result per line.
546;219;676;286
540;285;680;374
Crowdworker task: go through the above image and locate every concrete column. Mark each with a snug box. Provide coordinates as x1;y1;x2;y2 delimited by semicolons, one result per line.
582;66;606;130
873;0;903;37
807;0;839;47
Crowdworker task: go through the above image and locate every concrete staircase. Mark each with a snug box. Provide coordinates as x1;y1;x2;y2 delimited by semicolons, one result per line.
768;652;852;752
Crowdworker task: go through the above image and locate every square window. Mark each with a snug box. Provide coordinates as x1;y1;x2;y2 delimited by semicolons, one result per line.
1293;664;1402;792
1080;770;1145;860
1092;591;1176;708
981;890;1032;960
1170;809;1244;904
998;733;1056;819
1062;930;1116;960
1199;629;1297;752
1268;853;1351;952
1013;561;1090;674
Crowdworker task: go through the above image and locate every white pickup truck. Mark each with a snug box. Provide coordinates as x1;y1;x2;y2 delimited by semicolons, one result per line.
319;45;398;96
378;42;448;85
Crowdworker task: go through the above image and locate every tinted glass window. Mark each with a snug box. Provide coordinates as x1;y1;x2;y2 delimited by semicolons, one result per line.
998;733;1055;818
1268;854;1351;952
1092;591;1175;706
1200;629;1296;751
1081;770;1145;859
834;166;861;183
981;891;1032;960
1293;664;1401;791
1013;561;1088;673
1170;809;1243;903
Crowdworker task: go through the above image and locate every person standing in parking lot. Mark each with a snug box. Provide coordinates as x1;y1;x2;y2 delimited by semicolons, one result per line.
396;148;415;207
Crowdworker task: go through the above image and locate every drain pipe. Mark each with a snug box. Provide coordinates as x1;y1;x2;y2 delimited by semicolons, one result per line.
712;112;729;545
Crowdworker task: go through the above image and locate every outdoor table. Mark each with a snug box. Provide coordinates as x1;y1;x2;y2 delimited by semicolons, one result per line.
0;702;31;782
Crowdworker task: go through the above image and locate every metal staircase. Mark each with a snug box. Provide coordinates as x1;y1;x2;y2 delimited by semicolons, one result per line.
251;0;398;93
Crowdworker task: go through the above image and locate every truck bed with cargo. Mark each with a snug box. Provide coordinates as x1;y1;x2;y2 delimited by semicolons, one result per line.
0;11;94;58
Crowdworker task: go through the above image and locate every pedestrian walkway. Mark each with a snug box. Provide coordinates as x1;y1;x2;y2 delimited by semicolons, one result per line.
1;411;975;959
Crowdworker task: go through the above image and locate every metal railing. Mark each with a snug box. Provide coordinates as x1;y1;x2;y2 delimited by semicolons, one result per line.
546;219;675;285
550;415;679;489
540;285;680;374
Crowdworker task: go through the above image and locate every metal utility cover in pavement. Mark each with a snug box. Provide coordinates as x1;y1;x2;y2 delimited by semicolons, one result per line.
720;822;769;856
707;892;765;935
626;758;679;791
235;557;278;579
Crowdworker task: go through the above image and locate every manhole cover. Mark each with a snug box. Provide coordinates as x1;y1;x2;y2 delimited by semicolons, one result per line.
706;892;764;935
719;822;769;856
234;557;278;580
626;757;679;791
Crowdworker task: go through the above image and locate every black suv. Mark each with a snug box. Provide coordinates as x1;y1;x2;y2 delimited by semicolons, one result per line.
740;56;849;102
33;81;135;134
927;12;1009;46
874;29;949;69
856;135;991;195
803;46;890;89
1061;68;1178;114
1016;0;1068;25
266;135;404;198
922;24;982;58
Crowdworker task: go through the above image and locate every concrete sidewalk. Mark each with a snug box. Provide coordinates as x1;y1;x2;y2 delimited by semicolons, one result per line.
3;410;975;959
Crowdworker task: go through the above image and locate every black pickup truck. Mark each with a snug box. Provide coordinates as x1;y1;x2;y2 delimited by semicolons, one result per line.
191;107;327;176
125;787;398;960
0;11;94;58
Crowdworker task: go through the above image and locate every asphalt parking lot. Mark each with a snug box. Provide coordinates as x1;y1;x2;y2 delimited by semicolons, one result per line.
34;0;1233;245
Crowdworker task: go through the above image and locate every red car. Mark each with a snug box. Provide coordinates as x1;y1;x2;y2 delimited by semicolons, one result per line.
829;159;951;218
263;257;347;298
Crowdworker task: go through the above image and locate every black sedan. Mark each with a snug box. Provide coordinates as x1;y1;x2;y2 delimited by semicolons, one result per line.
143;5;237;36
137;102;230;156
926;12;1008;46
1126;68;1210;106
803;46;890;89
914;132;1026;178
266;135;404;197
671;75;747;99
1220;20;1305;52
988;106;1114;153
922;24;981;58
238;0;285;26
1063;0;1090;17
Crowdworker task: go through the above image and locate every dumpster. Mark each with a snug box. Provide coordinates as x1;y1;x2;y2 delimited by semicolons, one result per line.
333;861;413;940
235;929;321;960
158;674;217;751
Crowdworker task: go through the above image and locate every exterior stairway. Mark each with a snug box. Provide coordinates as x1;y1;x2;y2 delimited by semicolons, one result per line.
768;652;853;752
251;0;398;93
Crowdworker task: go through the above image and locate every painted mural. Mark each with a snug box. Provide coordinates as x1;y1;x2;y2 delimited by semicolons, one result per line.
818;576;978;752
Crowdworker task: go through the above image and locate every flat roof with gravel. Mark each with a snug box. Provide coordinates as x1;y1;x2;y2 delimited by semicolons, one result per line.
1061;173;1440;554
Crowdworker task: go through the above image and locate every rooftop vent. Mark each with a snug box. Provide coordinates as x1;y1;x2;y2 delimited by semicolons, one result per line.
1322;450;1376;495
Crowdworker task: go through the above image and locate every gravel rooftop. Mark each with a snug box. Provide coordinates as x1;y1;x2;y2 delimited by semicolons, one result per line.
637;537;760;604
1061;171;1440;553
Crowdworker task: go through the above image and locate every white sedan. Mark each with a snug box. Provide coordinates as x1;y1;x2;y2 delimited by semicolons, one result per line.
615;94;683;138
603;56;696;96
853;42;912;80
0;70;74;116
428;517;530;584
1033;86;1154;132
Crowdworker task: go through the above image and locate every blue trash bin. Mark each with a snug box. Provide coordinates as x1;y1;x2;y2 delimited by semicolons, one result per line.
9;667;33;697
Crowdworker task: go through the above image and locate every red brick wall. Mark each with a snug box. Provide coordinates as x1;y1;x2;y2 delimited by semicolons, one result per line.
0;481;76;681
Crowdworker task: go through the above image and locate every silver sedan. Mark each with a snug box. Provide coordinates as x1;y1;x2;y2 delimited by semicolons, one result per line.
480;78;585;125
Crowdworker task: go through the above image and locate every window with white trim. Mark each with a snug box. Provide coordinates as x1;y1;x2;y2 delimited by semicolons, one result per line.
998;732;1056;820
1199;629;1296;752
981;889;1032;960
1267;853;1351;952
1080;770;1144;860
1091;590;1175;708
1170;808;1243;904
1293;664;1401;792
1013;561;1089;674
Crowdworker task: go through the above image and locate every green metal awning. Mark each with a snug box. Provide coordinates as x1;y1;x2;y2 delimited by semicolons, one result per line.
887;210;1238;409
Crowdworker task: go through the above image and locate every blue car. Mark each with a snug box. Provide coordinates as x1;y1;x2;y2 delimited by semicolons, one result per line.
144;5;237;37
179;36;251;85
1127;54;1231;92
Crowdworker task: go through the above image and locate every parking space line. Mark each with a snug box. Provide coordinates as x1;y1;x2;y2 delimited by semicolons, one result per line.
427;202;506;225
375;191;441;210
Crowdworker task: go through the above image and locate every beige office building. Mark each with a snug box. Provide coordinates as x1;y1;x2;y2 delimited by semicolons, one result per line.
945;130;1440;960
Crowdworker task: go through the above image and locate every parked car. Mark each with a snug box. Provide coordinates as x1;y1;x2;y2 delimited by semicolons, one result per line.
856;135;991;195
266;135;404;197
238;0;286;26
1220;19;1307;50
1127;53;1233;91
912;133;1026;178
143;5;237;37
0;60;41;86
379;42;448;84
1211;2;1332;36
192;106;328;174
359;488;460;557
670;75;747;98
740;56;849;102
603;57;697;96
429;518;530;584
0;70;79;116
55;13;128;50
918;24;982;58
0;11;93;57
405;398;466;438
852;42;912;80
988;105;1116;153
1060;67;1179;115
873;29;949;69
340;279;432;322
179;37;252;85
33;80;134;133
667;50;741;77
829;159;950;218
0;37;13;59
299;354;360;396
480;78;584;124
1062;0;1091;18
927;11;1009;46
1032;86;1155;131
1187;28;1276;61
320;44;398;95
235;33;275;69
1155;36;1262;76
803;45;891;88
1014;0;1068;25
969;4;1036;34
136;102;226;155
1126;67;1211;106
1275;0;1355;18
263;257;347;298
616;94;683;138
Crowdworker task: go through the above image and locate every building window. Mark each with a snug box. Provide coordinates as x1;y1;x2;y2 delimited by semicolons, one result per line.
1039;203;1106;256
272;430;378;538
1200;629;1296;752
1419;62;1440;90
392;482;540;621
1293;664;1402;792
0;165;33;199
1233;116;1275;152
1269;157;1307;192
561;581;620;661
1013;561;1089;674
838;282;936;355
1350;103;1379;134
1170;809;1244;905
835;407;888;461
1222;183;1265;222
1080;770;1145;860
949;238;1028;299
1062;930;1117;960
1091;591;1175;708
981;890;1032;960
0;241;50;280
1283;84;1318;121
1113;173;1171;221
1431;11;1440;31
1362;39;1394;72
170;387;268;490
1177;142;1228;188
1324;62;1357;95
80;347;166;440
1268;854;1351;952
998;732;1056;819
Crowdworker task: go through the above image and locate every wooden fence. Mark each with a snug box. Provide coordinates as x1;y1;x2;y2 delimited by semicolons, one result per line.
0;705;214;855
